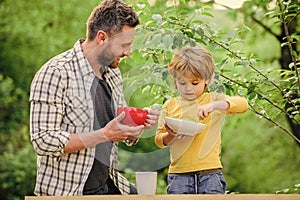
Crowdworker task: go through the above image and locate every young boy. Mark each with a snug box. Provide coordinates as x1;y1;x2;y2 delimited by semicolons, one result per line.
155;46;248;194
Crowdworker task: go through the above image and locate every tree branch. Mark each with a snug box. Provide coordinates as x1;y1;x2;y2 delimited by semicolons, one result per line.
248;104;300;144
220;73;300;126
250;16;281;41
277;0;300;92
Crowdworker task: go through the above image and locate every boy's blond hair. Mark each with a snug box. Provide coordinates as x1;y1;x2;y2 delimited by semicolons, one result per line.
168;46;215;83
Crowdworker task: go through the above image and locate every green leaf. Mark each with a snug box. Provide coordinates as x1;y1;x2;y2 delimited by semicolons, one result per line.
201;11;214;18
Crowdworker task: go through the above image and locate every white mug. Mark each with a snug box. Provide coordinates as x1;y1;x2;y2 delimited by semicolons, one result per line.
135;171;157;195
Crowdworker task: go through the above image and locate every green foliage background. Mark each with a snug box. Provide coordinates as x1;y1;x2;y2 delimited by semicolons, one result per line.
0;0;299;200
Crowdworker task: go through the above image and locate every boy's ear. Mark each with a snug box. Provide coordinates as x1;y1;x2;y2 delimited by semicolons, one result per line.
205;79;210;84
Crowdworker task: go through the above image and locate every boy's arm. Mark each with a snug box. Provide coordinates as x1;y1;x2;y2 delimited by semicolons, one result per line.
154;102;178;147
198;100;230;119
154;107;169;148
225;96;248;114
198;96;248;119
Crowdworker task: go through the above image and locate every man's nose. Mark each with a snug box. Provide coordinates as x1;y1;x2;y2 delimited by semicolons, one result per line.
123;50;131;57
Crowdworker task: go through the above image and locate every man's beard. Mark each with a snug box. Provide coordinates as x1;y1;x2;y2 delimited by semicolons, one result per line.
97;48;115;68
109;58;120;68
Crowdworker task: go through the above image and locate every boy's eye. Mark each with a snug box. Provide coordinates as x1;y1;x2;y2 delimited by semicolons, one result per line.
192;82;200;85
179;81;186;85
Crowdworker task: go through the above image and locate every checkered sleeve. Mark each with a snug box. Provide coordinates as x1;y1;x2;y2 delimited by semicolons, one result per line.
29;64;70;157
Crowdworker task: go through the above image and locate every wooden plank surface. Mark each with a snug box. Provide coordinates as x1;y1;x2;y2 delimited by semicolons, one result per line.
25;194;300;200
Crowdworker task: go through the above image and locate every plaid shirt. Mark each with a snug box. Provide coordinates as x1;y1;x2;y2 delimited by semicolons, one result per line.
29;40;130;196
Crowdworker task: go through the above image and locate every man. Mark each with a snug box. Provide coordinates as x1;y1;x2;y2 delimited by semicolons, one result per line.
29;0;160;196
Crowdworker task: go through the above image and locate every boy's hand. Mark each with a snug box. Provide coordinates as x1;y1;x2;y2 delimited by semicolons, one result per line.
165;123;177;137
198;103;214;119
164;123;190;145
198;100;230;119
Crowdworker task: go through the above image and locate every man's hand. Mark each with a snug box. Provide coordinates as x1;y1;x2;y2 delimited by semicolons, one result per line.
144;107;160;129
103;111;144;142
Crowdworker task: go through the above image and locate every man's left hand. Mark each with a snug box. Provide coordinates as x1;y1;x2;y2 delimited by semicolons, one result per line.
144;107;160;129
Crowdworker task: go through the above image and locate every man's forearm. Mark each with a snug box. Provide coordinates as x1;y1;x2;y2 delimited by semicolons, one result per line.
64;130;109;154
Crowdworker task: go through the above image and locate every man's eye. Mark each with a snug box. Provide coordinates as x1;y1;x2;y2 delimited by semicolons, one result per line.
122;43;131;48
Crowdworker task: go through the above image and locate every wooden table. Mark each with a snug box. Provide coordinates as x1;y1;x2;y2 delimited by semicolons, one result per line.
25;194;300;200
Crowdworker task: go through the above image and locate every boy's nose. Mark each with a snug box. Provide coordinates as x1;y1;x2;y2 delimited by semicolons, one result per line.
185;84;193;91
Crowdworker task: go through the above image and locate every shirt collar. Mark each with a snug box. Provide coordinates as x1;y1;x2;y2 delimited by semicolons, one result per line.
73;39;94;76
100;66;110;79
73;39;112;79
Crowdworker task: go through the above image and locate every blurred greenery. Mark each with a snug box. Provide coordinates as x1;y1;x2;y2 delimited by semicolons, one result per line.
0;0;299;199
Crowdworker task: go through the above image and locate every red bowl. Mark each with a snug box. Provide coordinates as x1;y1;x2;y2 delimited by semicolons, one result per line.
117;107;148;126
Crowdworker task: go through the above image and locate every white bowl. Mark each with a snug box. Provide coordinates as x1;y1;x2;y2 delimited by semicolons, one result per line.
164;117;206;136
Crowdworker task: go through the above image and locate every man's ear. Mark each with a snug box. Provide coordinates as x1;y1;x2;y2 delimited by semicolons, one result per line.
96;30;108;44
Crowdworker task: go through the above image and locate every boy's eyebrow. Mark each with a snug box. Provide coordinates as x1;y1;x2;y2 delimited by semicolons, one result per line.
175;77;186;81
